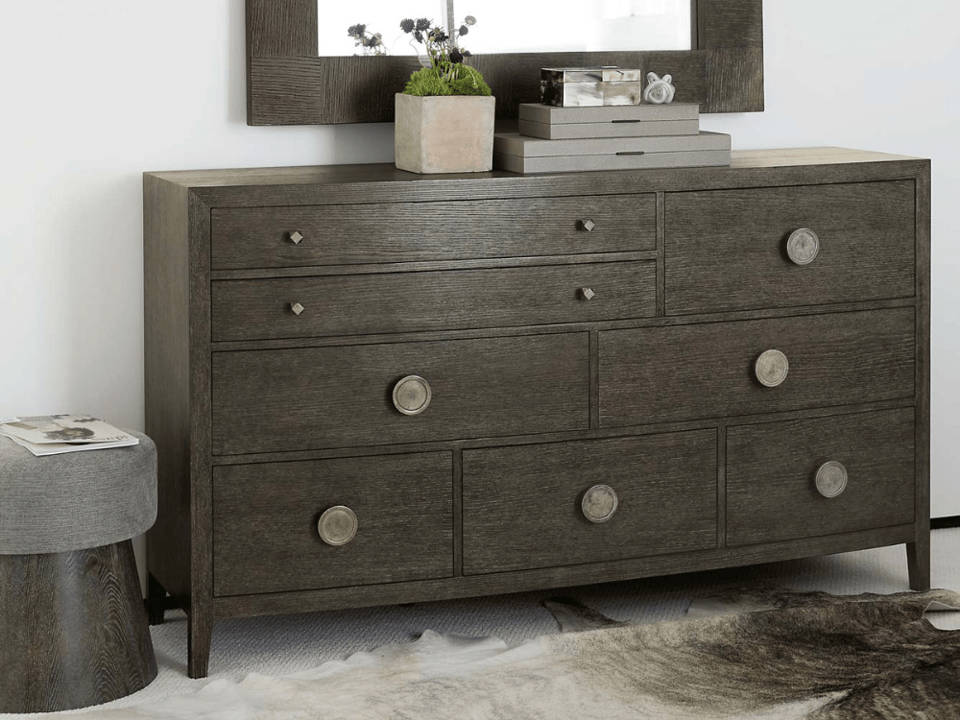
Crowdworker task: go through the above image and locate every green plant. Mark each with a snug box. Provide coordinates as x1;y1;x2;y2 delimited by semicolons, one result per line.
399;16;491;97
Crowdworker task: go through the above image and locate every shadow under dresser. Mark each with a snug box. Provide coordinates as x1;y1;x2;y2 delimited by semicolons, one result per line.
143;147;931;677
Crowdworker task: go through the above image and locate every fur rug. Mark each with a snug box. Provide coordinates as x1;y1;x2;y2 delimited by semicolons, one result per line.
47;586;960;719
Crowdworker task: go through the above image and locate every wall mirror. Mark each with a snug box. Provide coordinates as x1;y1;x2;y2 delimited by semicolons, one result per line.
246;0;762;125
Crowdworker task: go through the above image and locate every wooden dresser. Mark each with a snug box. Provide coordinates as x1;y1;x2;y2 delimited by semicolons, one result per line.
143;148;930;678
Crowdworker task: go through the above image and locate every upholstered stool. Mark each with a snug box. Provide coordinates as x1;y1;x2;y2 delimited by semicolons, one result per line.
0;428;158;713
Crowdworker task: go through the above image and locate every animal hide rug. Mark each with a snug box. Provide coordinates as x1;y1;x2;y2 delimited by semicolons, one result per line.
62;587;960;720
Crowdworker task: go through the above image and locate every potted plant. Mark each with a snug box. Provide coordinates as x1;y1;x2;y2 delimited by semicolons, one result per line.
393;17;495;174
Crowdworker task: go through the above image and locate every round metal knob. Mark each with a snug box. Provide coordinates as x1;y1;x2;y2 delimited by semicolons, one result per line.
786;228;819;265
816;461;848;498
580;219;596;232
580;287;596;300
392;375;432;415
755;349;789;387
581;484;619;523
289;231;304;244
317;505;358;546
290;302;305;316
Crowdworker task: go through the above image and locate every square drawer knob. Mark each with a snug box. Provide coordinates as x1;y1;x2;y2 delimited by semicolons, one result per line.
290;302;305;316
289;231;304;244
580;219;596;232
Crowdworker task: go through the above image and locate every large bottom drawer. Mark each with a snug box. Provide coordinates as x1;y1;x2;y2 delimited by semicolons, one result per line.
726;408;916;547
212;452;453;596
462;430;718;575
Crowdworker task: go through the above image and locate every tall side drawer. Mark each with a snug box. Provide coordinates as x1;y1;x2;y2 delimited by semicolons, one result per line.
665;181;915;314
211;262;655;342
462;430;717;575
212;333;589;455
211;194;656;270
212;452;453;596
599;308;915;427
726;409;915;546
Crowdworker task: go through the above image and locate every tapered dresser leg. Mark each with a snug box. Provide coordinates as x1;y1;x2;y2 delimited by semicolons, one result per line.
188;609;214;678
907;536;931;591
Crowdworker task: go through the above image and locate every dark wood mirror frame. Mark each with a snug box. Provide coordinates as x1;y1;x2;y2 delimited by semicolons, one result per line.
246;0;762;125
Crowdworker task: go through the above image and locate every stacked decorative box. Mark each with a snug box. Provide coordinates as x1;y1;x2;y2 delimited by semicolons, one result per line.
494;67;731;174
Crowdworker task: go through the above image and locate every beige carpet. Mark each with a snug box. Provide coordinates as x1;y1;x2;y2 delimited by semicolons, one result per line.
8;528;960;718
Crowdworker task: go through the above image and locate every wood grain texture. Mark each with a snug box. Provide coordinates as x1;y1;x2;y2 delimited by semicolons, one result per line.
0;541;157;713
665;181;916;315
211;262;655;341
726;409;915;546
211;333;590;455
910;160;932;591
245;0;762;124
143;149;929;677
213;524;916;621
462;430;717;574
599;308;915;427
211;195;655;270
213;452;453;596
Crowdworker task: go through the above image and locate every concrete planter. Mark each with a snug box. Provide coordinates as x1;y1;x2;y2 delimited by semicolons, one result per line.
394;93;496;174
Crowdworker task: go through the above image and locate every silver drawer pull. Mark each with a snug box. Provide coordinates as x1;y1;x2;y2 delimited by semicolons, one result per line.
580;219;596;232
582;484;619;523
392;375;432;415
289;231;304;244
816;461;848;498
786;228;819;265
580;287;596;301
755;349;789;387
317;506;358;546
290;302;305;316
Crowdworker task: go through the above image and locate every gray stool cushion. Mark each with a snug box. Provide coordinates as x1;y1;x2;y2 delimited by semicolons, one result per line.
0;429;157;554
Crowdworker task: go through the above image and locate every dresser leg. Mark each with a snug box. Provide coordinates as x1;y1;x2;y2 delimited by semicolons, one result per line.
146;572;167;625
188;609;214;678
906;536;931;591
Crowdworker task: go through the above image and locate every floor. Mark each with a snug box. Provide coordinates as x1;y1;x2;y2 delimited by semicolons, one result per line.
14;528;960;716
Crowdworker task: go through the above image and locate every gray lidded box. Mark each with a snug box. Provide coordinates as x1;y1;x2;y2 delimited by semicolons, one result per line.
493;130;731;174
541;66;642;107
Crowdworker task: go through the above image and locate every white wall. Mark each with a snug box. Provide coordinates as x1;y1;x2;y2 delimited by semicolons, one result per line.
1;1;958;586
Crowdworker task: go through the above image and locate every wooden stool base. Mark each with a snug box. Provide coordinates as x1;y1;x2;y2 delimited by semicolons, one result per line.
0;540;157;713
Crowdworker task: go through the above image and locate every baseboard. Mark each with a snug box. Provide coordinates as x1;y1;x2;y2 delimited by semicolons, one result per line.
932;516;960;530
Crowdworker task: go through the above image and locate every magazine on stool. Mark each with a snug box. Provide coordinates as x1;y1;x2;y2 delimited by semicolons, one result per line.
0;415;139;456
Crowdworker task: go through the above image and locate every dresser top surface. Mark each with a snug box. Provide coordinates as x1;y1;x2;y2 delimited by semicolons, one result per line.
146;147;923;189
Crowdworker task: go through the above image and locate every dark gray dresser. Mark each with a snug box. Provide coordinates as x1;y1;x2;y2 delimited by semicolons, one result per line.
144;147;930;677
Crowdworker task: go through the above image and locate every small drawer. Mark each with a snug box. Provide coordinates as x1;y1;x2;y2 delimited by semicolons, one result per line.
665;181;915;315
211;332;589;455
726;409;915;546
212;452;453;596
211;195;655;270
462;430;717;575
211;262;655;342
599;307;915;427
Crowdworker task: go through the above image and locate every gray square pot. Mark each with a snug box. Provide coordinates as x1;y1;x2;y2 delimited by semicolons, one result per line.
394;93;496;174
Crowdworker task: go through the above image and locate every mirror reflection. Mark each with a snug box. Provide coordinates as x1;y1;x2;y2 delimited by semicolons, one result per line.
323;1;691;57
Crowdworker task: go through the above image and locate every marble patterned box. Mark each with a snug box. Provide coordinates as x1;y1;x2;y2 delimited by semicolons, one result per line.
541;67;642;107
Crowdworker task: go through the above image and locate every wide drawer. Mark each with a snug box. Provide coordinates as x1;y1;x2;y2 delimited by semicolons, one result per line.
211;262;655;341
599;308;915;427
726;409;915;546
212;452;453;596
462;430;717;575
211;195;656;270
665;181;916;314
211;332;589;455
